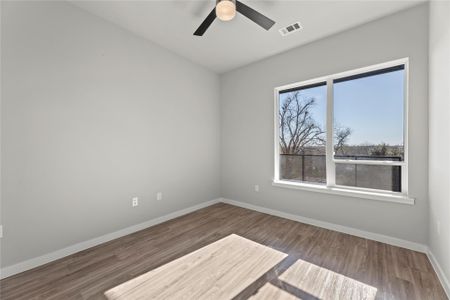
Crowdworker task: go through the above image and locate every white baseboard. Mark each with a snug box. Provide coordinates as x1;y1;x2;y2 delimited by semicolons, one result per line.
220;198;428;253
0;198;221;279
427;249;450;298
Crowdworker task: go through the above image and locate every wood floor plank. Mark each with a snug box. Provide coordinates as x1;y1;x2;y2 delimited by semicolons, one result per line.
0;203;447;300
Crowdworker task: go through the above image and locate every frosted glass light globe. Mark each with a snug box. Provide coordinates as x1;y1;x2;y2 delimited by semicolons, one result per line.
216;0;236;21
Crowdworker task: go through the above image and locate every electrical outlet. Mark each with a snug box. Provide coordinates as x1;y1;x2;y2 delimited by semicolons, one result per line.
254;185;259;192
132;197;139;207
156;192;163;201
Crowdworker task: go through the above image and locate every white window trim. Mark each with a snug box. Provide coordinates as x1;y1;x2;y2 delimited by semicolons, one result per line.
273;58;413;205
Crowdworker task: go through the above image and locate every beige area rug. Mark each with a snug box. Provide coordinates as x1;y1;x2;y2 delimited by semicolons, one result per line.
105;234;287;300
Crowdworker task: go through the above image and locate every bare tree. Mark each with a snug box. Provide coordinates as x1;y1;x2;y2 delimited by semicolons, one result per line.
334;127;352;155
279;91;324;154
279;92;353;155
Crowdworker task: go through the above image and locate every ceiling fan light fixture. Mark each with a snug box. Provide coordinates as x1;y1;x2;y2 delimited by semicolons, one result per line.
193;0;275;36
216;0;236;21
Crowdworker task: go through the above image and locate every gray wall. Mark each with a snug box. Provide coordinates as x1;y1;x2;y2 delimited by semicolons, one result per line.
429;0;450;283
1;1;220;267
220;5;429;244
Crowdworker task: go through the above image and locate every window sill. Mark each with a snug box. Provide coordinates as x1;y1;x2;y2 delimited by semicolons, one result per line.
272;180;415;205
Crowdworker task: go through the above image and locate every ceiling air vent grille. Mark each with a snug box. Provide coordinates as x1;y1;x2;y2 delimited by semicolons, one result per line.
279;22;303;36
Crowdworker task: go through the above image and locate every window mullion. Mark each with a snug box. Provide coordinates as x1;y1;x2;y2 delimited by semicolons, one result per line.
401;61;409;194
326;78;335;187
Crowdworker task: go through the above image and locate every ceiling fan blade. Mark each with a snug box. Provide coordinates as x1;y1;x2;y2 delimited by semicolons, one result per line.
194;8;216;36
236;1;275;31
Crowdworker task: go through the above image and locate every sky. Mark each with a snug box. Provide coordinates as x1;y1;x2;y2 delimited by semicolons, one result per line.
279;69;404;146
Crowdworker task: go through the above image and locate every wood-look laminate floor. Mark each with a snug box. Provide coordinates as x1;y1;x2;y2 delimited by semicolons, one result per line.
0;203;447;300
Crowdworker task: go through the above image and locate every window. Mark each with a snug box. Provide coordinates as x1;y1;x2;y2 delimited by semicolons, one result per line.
279;82;327;184
274;59;411;203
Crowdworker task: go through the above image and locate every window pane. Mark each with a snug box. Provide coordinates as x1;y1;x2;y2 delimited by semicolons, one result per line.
333;67;404;162
279;83;327;184
336;164;401;192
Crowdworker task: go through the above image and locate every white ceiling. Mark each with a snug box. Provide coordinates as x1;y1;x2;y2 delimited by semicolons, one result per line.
71;0;424;73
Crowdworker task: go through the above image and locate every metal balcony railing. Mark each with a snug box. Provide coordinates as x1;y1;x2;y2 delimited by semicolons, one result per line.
280;154;402;192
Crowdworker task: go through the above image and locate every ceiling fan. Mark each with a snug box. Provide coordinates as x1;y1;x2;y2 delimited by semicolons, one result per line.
194;0;276;36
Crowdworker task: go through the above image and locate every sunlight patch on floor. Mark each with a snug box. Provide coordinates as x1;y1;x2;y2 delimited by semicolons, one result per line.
249;282;300;300
105;234;287;300
272;258;377;300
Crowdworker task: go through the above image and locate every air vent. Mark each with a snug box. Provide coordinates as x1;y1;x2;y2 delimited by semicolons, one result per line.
279;22;303;36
